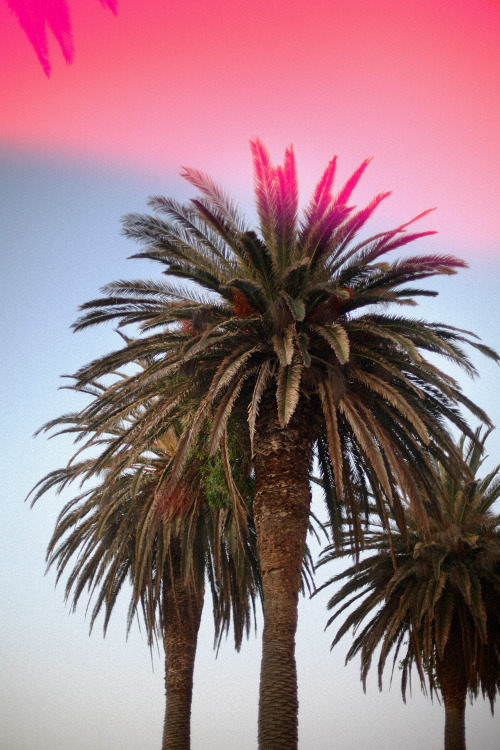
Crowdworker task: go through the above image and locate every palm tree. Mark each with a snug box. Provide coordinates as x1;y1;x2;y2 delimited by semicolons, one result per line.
63;140;497;749
29;397;260;750
317;429;500;750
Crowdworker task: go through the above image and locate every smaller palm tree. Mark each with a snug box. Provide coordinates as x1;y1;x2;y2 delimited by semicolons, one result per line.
316;428;500;750
29;387;261;750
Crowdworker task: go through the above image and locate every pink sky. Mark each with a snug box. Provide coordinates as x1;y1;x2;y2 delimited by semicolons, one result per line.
1;0;499;255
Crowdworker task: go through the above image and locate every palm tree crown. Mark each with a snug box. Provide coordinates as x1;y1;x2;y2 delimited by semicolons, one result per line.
73;140;496;523
317;428;500;750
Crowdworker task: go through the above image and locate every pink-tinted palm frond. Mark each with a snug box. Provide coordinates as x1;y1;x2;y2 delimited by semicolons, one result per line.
6;0;116;75
334;157;373;207
328;191;392;268
275;146;299;268
301;156;338;234
6;0;59;75
250;138;278;258
299;156;341;261
45;0;74;63
397;208;437;231
312;157;338;215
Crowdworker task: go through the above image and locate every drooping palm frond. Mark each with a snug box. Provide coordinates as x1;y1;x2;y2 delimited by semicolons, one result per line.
29;380;262;652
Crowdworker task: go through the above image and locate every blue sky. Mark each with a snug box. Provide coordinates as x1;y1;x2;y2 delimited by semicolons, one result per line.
1;147;499;749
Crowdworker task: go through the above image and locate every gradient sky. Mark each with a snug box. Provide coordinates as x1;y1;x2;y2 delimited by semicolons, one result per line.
1;1;500;748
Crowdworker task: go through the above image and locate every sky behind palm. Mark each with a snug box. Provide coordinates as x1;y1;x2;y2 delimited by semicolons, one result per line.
1;1;500;748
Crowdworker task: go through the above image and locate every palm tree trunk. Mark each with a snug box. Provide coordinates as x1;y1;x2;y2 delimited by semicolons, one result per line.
161;542;204;750
436;626;467;750
253;401;315;750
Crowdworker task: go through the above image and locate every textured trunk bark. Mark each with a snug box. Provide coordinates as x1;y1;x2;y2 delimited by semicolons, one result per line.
161;542;204;750
253;401;315;750
436;626;467;750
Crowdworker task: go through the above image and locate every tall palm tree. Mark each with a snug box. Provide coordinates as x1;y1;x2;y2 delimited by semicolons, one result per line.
29;396;260;750
317;429;500;750
63;140;497;749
